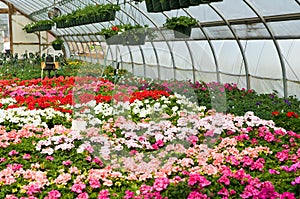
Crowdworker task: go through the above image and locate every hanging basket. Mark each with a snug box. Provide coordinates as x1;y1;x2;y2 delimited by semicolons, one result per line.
145;0;154;12
173;25;192;38
123;32;146;46
105;35;123;45
179;0;191;8
52;44;62;50
169;0;181;9
35;24;52;31
161;0;171;11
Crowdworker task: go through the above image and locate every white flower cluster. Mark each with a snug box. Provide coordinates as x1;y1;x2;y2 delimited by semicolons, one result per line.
0;97;17;105
0;107;71;128
36;130;82;155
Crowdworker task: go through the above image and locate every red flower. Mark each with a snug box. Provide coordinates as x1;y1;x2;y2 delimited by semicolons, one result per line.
272;111;279;116
286;111;298;118
111;26;119;31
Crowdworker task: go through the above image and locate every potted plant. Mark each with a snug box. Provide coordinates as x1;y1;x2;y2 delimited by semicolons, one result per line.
51;38;64;50
23;20;54;33
98;25;124;45
122;24;147;45
53;4;120;28
163;16;197;38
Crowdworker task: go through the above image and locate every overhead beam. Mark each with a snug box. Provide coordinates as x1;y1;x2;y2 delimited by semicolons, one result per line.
200;12;300;27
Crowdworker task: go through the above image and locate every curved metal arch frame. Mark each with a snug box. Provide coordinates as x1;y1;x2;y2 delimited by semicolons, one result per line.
243;0;288;98
208;4;250;90
182;8;221;83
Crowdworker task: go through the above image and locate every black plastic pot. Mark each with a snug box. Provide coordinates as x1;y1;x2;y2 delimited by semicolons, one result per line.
173;25;192;38
179;0;191;8
123;32;146;46
169;0;181;9
161;0;171;11
35;24;52;31
52;44;62;50
105;35;123;45
145;0;154;12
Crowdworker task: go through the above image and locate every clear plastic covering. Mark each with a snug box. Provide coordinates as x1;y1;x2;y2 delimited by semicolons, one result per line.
2;0;300;98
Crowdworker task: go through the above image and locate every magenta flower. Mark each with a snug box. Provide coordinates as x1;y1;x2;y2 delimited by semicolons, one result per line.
153;177;170;192
281;192;296;199
217;175;230;185
218;188;229;196
76;192;89;199
188;135;198;145
276;150;289;162
8;150;18;156
0;157;6;163
46;190;61;199
62;160;72;166
98;189;110;199
268;169;280;175
291;176;300;186
89;178;101;189
188;173;211;187
26;184;41;195
124;190;135;199
187;191;209;199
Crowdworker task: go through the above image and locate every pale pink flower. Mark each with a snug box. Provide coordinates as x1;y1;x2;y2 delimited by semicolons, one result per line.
89;178;101;188
71;183;86;193
62;160;72;166
46;190;61;199
23;154;31;160
8;150;18;156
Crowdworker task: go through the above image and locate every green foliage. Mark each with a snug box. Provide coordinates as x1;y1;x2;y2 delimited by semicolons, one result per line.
164;16;198;29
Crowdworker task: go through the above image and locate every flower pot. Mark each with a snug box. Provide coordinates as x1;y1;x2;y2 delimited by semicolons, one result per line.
123;32;146;46
52;44;62;50
145;0;154;12
152;0;163;12
173;25;192;38
36;24;52;31
179;0;191;8
105;35;123;45
169;0;181;9
26;29;34;33
161;0;171;11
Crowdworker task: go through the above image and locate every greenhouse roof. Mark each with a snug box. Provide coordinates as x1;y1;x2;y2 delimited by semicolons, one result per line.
2;0;300;39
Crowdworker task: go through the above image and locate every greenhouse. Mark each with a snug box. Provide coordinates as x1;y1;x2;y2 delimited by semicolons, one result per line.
0;0;299;198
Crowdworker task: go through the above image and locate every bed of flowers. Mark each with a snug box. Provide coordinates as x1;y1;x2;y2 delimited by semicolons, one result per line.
0;73;299;199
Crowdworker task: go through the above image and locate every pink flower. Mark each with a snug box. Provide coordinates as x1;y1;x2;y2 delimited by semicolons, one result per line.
291;176;300;186
46;190;61;199
92;157;103;167
188;135;198;146
77;192;89;199
0;157;6;162
124;190;135;199
71;183;86;193
218;188;229;196
188;173;211;187
140;184;153;194
26;184;41;195
188;191;209;199
98;189;110;199
46;156;54;161
86;156;92;162
250;158;265;171
241;156;254;167
89;178;101;189
217;175;230;185
268;169;280;175
62;160;72;166
281;192;296;199
276;150;289;162
155;140;164;147
23;154;31;160
153;177;170;192
8;150;18;156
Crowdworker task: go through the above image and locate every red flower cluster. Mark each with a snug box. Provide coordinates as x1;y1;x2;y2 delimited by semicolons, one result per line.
111;26;119;31
286;111;299;118
272;111;280;116
129;90;170;103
